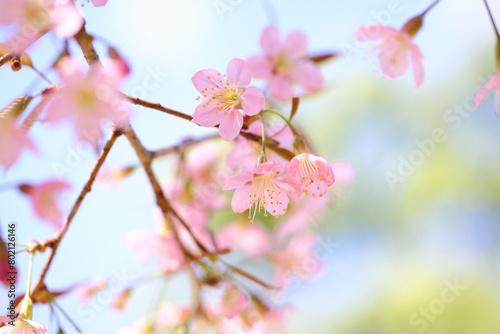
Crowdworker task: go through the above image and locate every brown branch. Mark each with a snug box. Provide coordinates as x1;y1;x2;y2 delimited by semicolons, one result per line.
0;52;14;67
151;134;219;159
31;129;121;300
119;92;193;121
73;25;101;67
123;126;210;254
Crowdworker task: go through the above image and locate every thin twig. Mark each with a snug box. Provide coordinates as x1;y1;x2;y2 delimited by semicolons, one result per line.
483;0;500;40
119;92;193;121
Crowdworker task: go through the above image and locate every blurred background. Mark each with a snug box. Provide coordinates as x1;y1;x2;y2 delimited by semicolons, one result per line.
1;0;500;333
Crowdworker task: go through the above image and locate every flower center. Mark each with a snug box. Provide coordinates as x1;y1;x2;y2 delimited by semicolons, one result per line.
246;174;283;221
273;54;291;74
73;83;97;109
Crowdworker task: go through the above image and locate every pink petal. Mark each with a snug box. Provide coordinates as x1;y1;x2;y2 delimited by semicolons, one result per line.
252;161;284;175
309;155;335;184
247;56;273;78
282;31;308;60
355;25;398;41
261;26;281;57
222;281;248;319
91;0;108;6
219;110;243;141
240;86;265;116
474;73;500;107
283;155;300;175
275;174;302;199
25;319;49;334
262;186;290;216
222;172;253;190
192;103;225;127
0;316;12;323
226;58;251;88
410;45;424;87
290;60;323;91
377;41;409;79
52;1;84;38
269;74;293;101
231;184;251;213
192;68;223;95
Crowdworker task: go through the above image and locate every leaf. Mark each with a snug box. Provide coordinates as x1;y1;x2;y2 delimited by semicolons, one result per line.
289;97;300;121
0;96;33;119
308;52;341;63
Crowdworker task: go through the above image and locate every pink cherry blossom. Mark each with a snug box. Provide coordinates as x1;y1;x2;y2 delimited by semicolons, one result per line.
0;237;16;289
91;0;108;7
474;72;500;115
0;0;83;53
126;228;185;273
19;180;71;229
226;120;293;171
192;58;265;141
215;221;271;256
75;280;107;303
154;303;192;329
220;281;248;319
284;153;335;197
0;117;36;169
248;26;323;101
222;161;301;220
45;57;129;147
355;25;424;87
272;234;321;288
0;316;49;334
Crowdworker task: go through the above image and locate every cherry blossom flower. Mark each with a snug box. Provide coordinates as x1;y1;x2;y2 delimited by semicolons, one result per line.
0;0;83;53
45;57;129;147
474;72;500;115
192;58;265;141
0;117;36;169
0;316;48;334
222;161;301;220
284;153;335;197
248;26;323;101
221;281;248;319
226;120;293;171
126;228;185;273
91;0;108;7
272;234;321;288
215;221;271;256
75;280;107;303
217;307;290;334
355;24;424;87
19;180;71;229
154;303;192;330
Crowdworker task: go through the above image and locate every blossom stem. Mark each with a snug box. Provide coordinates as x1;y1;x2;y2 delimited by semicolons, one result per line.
26;252;34;298
50;298;84;333
421;0;441;16
262;109;302;138
119;92;193;121
482;0;500;41
258;114;268;163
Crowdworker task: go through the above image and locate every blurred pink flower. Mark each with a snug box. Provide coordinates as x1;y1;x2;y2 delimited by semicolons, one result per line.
226;120;293;171
355;25;424;87
154;303;192;329
192;58;265;141
0;117;36;169
91;0;108;7
0;237;16;289
75;280;107;304
248;26;323;101
215;221;271;256
474;72;500;115
19;180;71;229
217;307;290;334
272;234;321;287
284;153;334;197
126;228;185;273
0;316;49;334
0;0;83;53
222;161;301;220
45;57;129;147
220;281;248;319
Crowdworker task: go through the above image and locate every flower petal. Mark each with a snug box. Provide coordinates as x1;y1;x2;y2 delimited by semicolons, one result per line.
410;45;424;87
241;86;265;116
24;319;50;334
283;154;301;176
283;31;308;60
474;73;500;107
253;161;284;175
275;174;302;199
219;110;243;141
231;184;251;213
355;25;398;41
222;172;253;190
290;61;323;91
261;26;281;57
192;103;225;127
192;68;223;95
226;58;251;88
247;55;273;78
269;74;293;101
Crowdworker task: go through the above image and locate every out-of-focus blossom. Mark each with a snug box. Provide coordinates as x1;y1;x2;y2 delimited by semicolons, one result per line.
154;303;192;330
111;288;132;311
226;120;293;171
96;166;136;188
221;281;248;319
215;221;271;256
248;26;323;101
222;161;301;220
272;234;321;287
474;72;500;115
19;180;71;229
217;307;290;334
126;228;185;273
45;57;129;147
0;117;36;169
75;280;107;304
116;320;152;334
0;316;49;334
284;153;334;197
0;0;83;53
192;58;265;141
91;0;108;7
355;25;424;87
0;234;16;289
